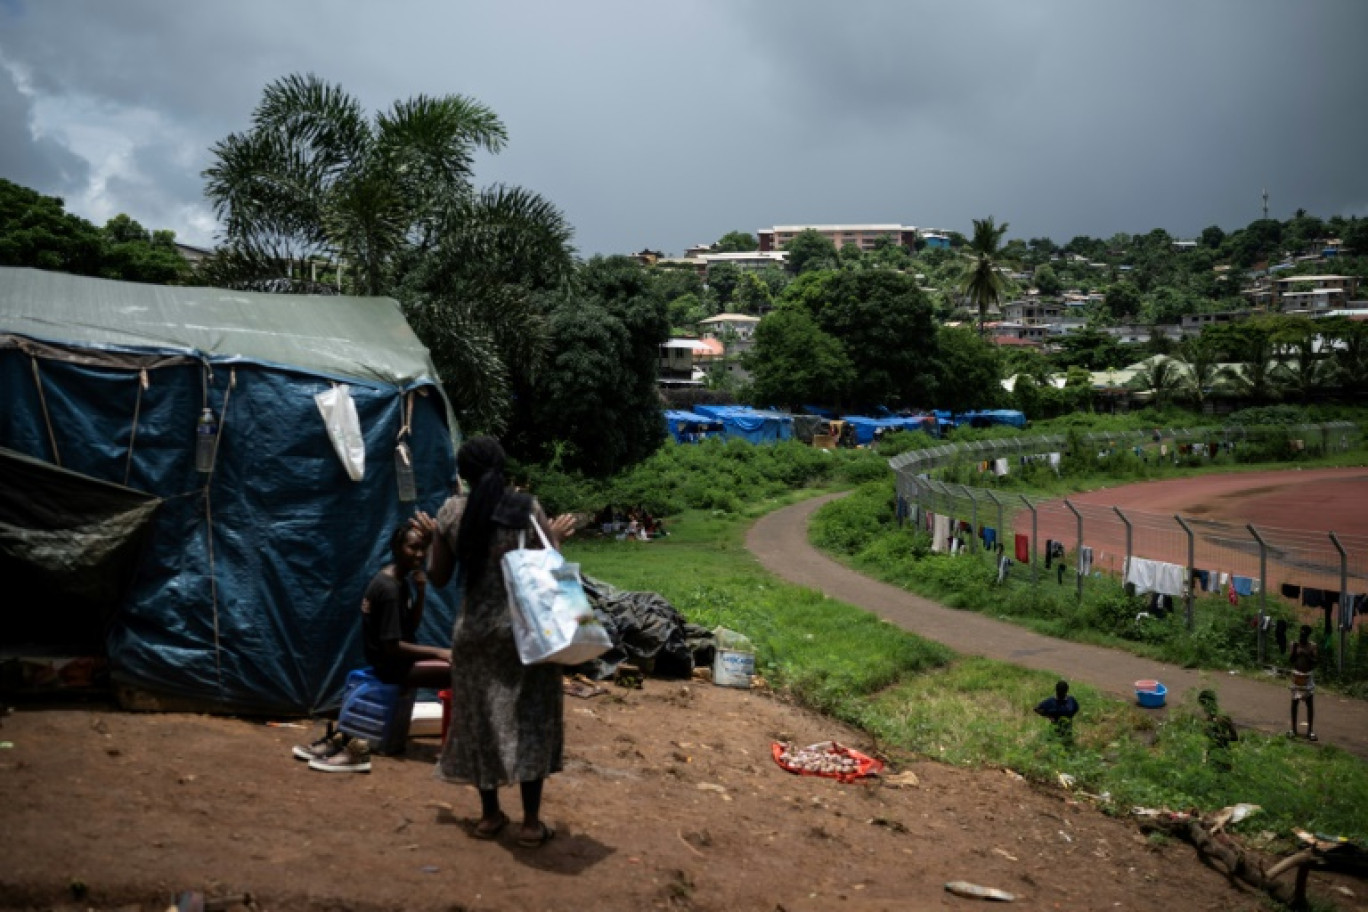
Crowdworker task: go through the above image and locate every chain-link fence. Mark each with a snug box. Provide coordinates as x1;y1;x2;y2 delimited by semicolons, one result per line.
890;422;1366;676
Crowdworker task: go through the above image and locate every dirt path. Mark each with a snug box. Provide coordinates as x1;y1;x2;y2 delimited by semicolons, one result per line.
747;494;1368;761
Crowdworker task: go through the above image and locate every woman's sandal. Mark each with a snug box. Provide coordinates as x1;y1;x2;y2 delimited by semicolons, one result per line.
472;812;509;840
517;822;556;848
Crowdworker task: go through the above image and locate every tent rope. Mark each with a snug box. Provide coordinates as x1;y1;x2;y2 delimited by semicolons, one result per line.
204;367;236;694
398;391;414;440
123;368;149;487
29;355;62;466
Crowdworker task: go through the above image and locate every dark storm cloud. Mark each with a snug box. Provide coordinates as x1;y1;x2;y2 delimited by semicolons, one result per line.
0;62;89;195
0;1;1364;255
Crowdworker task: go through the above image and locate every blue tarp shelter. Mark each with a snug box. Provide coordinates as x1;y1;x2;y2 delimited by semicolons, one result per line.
842;415;938;445
958;409;1028;429
0;267;459;715
663;409;722;443
692;405;793;444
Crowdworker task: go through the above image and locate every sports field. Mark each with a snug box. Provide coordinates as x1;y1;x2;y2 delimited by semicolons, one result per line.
1032;467;1368;605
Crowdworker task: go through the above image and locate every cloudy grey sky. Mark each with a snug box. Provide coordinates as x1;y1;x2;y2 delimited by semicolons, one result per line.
2;1;1365;257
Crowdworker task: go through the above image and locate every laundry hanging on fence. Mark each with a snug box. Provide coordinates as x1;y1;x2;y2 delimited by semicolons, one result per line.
993;458;1009;477
996;555;1013;584
1078;546;1093;576
1281;583;1301;600
1302;588;1325;608
1047;452;1061;470
1148;593;1174;617
1232;576;1255;597
1125;557;1185;597
1275;619;1289;654
932;514;952;553
1015;533;1029;564
1193;569;1211;592
981;526;997;549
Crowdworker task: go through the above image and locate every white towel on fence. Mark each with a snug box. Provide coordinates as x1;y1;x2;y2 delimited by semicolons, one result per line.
932;514;952;553
1125;557;1186;596
993;458;1009;476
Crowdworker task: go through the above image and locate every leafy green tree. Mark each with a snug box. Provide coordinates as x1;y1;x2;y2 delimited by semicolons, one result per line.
0;179;104;275
744;310;854;411
1103;280;1141;322
0;179;193;284
790;270;939;410
1056;326;1128;371
705;261;741;305
783;229;838;275
1011;373;1043;420
732;272;773;314
712;230;758;252
1200;225;1225;249
1033;263;1062;296
520;256;668;475
961;216;1010;334
99;215;191;284
1343;218;1368;256
934;327;1003;412
667;292;708;329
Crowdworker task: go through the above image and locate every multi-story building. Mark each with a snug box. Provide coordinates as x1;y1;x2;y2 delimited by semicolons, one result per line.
757;224;917;253
1273;275;1359;312
1002;298;1064;325
1179;310;1252;336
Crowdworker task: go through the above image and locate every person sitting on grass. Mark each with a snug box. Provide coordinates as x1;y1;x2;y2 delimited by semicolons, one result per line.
1034;680;1080;738
294;522;452;773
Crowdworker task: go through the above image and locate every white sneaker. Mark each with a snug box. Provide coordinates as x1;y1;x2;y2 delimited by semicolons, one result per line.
308;737;371;773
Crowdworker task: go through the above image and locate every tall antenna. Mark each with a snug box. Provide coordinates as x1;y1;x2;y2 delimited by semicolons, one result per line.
1262;187;1269;220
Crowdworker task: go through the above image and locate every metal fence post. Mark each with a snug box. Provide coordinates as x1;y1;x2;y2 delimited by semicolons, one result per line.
967;487;980;554
1247;524;1269;663
985;490;1004;558
1175;515;1195;631
1114;506;1132;585
1021;495;1038;584
1064;498;1083;601
1330;531;1348;674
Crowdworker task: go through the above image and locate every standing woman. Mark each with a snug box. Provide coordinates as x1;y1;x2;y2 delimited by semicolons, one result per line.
419;436;575;847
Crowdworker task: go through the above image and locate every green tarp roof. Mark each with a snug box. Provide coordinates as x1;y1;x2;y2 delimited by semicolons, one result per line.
0;266;439;388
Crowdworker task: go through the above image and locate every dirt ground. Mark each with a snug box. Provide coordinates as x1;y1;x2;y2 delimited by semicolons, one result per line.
2;682;1363;912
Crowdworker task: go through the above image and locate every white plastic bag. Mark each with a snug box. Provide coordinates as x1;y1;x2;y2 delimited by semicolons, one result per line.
314;385;365;482
502;517;612;666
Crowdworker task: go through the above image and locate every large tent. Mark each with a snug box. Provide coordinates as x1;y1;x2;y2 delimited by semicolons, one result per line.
0;267;459;715
691;405;793;444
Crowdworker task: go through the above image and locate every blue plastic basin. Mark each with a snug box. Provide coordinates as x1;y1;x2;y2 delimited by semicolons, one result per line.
1136;683;1167;708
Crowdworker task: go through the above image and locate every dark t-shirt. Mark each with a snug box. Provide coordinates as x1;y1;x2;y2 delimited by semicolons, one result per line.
362;570;417;683
1035;695;1079;721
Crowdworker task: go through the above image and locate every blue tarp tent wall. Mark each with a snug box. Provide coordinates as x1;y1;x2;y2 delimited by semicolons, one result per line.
663;409;722;443
842;415;939;445
958;409;1028;430
0;267;459;715
692;405;793;444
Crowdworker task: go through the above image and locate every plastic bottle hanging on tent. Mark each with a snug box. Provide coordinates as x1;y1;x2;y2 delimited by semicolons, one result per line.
195;407;218;473
395;441;417;502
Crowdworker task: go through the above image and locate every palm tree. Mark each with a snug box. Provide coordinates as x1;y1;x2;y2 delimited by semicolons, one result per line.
204;74;576;430
1174;336;1228;410
961;217;1010;335
1274;319;1331;404
1131;355;1185;409
1223;326;1284;403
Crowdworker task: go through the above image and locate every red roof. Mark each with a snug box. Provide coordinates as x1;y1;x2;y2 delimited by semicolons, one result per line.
990;335;1041;347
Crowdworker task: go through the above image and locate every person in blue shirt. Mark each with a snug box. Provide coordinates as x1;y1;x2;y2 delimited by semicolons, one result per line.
1034;680;1080;738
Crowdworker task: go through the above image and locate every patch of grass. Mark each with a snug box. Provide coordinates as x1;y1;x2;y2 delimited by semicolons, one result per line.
567;502;1368;842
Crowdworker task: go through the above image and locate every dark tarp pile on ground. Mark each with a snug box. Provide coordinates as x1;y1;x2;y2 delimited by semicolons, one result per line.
791;414;826;444
0;267;459;715
577;575;714;680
